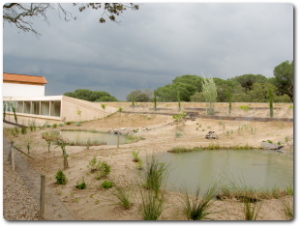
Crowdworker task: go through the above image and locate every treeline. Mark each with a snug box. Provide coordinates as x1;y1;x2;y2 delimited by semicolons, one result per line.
64;89;117;102
127;60;293;103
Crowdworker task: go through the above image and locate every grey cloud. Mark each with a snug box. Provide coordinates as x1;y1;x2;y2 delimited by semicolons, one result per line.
3;3;294;100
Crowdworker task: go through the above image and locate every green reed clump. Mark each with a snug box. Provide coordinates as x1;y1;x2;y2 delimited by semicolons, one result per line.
181;186;216;220
140;189;163;220
243;198;260;220
111;185;132;209
143;154;167;197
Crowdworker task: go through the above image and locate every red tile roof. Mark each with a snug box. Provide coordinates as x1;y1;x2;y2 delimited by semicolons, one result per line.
3;73;48;85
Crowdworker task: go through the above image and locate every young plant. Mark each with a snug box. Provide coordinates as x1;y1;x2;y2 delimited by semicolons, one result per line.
76;177;87;190
177;90;181;111
55;170;67;185
101;180;113;189
153;92;157;111
181;186;216;220
95;161;111;180
268;88;274;118
25;137;32;154
55;137;69;169
202;75;217;116
101;104;106;110
226;90;232;115
131;150;140;162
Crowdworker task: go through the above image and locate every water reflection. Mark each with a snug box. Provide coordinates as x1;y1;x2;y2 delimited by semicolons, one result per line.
155;150;293;195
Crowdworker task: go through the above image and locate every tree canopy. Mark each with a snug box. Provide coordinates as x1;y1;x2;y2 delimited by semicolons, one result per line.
273;60;294;101
3;3;139;35
64;89;117;102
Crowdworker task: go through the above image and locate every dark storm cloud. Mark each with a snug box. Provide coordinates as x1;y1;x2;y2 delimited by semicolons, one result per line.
3;3;294;100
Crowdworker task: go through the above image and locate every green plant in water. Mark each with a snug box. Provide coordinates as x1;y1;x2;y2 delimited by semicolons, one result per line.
101;180;113;189
181;186;216;220
55;170;67;185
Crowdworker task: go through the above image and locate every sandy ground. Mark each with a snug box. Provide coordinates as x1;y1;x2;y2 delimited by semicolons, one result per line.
3;102;294;221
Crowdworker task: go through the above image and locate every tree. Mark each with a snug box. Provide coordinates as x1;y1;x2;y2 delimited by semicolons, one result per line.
126;90;151;102
273;61;294;101
64;89;117;102
231;74;268;93
172;75;204;92
3;3;139;35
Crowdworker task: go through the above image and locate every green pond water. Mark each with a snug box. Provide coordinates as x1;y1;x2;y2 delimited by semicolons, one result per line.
154;150;293;195
59;130;128;145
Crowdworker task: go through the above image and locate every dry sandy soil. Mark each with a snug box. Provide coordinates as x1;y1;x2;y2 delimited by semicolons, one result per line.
3;102;294;221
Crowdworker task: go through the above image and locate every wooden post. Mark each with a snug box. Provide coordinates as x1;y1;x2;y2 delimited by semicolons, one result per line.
40;175;46;218
10;143;15;170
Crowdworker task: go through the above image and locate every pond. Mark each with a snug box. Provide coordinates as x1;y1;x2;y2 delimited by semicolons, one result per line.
44;130;130;145
155;149;293;195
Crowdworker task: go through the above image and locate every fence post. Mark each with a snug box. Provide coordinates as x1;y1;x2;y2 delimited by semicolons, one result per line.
10;143;15;170
40;175;46;219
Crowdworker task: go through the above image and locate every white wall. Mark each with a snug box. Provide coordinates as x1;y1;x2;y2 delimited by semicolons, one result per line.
2;83;45;97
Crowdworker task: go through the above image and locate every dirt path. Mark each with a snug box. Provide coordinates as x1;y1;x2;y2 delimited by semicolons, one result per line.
3;137;74;220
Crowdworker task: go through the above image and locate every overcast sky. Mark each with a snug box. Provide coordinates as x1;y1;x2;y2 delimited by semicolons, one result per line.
2;2;294;100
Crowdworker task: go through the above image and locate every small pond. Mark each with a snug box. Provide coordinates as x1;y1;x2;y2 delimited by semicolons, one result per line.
155;149;293;195
46;130;130;145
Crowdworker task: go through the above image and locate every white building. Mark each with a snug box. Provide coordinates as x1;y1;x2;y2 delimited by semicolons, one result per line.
3;72;47;98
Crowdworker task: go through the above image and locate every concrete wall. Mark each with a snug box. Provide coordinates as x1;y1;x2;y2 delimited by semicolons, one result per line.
3;83;45;97
3;96;118;125
61;96;118;122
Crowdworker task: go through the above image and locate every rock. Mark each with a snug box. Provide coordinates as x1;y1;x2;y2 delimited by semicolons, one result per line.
205;131;218;139
261;142;284;150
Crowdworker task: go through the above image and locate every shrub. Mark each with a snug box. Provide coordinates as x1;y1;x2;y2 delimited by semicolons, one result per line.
66;122;72;125
55;170;67;185
96;162;111;179
75;122;81;126
76;177;87;189
52;124;57;128
101;181;113;189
